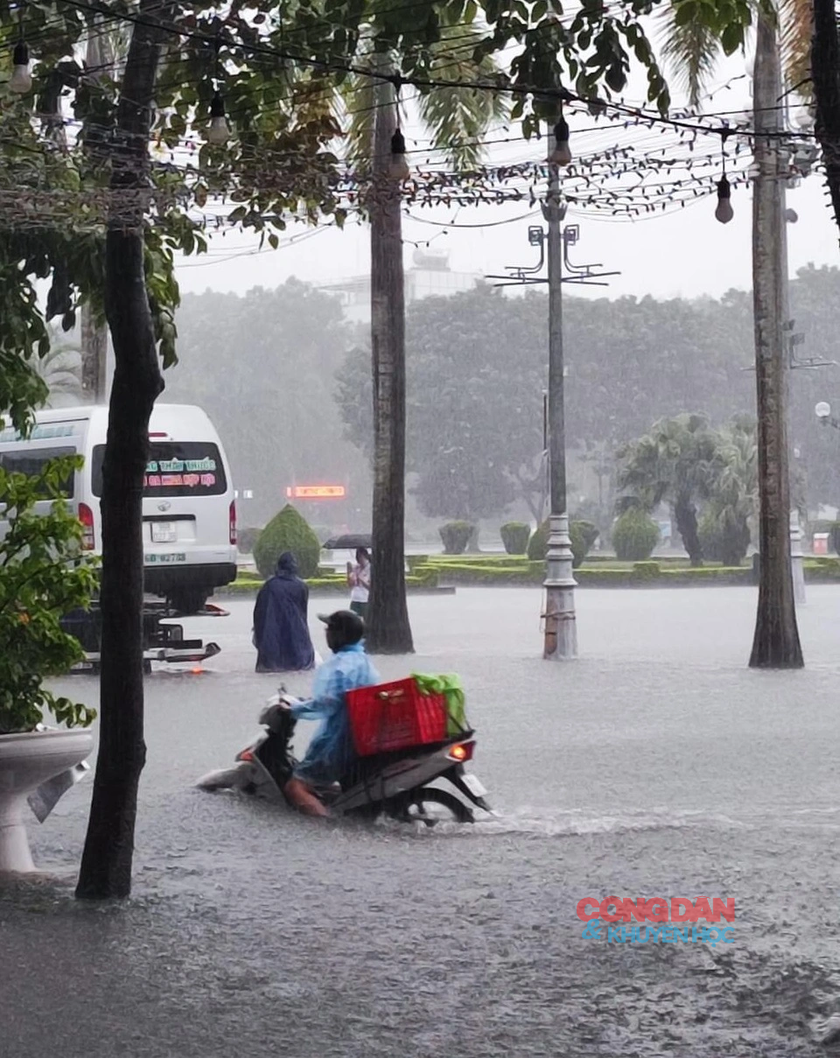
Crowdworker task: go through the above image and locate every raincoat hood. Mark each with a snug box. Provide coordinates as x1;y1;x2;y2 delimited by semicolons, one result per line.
275;552;298;577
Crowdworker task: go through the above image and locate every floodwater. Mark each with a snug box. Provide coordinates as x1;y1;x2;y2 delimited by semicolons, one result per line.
3;586;840;1056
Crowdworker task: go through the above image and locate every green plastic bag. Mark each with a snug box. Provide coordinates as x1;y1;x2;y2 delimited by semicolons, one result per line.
412;672;467;735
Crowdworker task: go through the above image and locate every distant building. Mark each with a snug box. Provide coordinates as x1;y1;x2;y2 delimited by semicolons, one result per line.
322;249;480;322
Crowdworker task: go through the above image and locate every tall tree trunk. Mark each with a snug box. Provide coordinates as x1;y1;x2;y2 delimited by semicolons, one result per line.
79;28;111;404
749;18;803;669
76;2;166;899
674;493;702;566
812;0;840;241
366;75;413;654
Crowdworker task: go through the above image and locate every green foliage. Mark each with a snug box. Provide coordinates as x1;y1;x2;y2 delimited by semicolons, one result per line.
698;508;750;566
439;521;474;555
526;518;598;567
631;560;661;580
527;519;550;561
253;504;321;579
570;520;600;568
500;522;530;555
0;456;98;734
616;412;718;515
612;508;660;560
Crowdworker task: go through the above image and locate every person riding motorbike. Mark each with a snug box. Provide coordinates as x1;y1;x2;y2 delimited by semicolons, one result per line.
279;609;379;817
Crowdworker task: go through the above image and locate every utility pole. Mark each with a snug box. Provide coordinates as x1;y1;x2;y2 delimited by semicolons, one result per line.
749;16;804;667
542;160;577;660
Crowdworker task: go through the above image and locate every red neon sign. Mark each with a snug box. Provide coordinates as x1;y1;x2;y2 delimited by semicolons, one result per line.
285;485;346;499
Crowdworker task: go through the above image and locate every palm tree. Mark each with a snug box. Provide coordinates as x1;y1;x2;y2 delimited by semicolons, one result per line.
701;416;757;566
616;413;718;566
659;2;805;665
33;336;83;406
341;26;505;653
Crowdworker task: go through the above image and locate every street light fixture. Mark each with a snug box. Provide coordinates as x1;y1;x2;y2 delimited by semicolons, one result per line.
815;401;840;430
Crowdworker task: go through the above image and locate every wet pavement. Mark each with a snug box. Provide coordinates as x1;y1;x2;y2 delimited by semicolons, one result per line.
3;586;840;1056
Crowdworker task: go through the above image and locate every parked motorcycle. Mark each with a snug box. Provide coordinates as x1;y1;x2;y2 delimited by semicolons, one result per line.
196;693;491;824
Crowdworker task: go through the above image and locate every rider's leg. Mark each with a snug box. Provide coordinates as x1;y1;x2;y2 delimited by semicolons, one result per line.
284;777;330;817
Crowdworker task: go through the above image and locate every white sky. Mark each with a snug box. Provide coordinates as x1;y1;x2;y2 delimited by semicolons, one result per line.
174;51;840;303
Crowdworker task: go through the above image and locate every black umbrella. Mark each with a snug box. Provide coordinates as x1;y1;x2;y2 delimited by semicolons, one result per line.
322;533;372;551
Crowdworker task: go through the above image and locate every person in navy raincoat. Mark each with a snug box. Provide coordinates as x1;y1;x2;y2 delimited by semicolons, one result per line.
253;552;315;672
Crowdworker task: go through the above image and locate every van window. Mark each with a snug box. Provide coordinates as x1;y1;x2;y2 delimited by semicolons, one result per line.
0;446;77;497
91;442;227;498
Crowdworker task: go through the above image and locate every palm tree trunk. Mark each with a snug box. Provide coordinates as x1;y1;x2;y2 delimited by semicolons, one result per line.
812;0;840;241
366;74;413;654
749;17;803;668
674;493;703;566
76;2;167;899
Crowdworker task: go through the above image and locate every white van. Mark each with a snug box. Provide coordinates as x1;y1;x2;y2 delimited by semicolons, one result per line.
0;403;237;613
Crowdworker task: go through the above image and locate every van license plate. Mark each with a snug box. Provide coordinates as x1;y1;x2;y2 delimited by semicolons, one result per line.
152;521;176;543
461;773;487;798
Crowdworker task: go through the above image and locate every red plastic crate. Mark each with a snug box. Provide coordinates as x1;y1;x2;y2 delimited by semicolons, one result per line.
346;677;448;756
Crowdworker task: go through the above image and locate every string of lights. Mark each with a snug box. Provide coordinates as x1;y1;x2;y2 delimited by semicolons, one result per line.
0;0;822;238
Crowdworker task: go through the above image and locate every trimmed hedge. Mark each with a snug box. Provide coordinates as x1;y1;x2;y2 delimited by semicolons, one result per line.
220;572;442;595
500;522;531;555
612;508;659;561
439;521;475;555
527;518;598;567
253;504;321;578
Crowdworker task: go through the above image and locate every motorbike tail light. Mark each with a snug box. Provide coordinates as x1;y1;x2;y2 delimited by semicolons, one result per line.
447;741;474;763
229;500;237;545
236;748;254;762
78;503;95;550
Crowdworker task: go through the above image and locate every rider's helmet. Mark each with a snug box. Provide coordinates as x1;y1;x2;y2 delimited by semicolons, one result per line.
318;609;364;651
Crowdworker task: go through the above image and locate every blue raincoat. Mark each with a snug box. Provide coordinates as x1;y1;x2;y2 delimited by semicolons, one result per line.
253;553;315;672
291;642;380;786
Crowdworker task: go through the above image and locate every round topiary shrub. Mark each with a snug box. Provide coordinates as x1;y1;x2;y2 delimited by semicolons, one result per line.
500;521;530;555
527;518;599;568
253;504;321;578
527;519;549;560
612;508;659;561
439;521;474;555
569;519;599;568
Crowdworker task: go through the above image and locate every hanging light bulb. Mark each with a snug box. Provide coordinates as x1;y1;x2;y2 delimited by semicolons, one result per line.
715;175;734;224
587;97;606;119
9;40;32;94
206;90;229;145
548;116;572;166
389;128;410;181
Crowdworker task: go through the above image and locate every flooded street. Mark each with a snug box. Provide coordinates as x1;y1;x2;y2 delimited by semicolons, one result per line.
3;586;840;1056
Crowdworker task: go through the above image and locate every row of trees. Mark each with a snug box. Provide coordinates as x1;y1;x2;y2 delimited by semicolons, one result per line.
335;267;840;526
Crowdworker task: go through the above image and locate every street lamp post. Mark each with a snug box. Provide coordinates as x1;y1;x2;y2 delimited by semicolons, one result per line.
541;162;577;661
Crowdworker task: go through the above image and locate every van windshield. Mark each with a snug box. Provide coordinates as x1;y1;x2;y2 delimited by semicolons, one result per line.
91;442;227;498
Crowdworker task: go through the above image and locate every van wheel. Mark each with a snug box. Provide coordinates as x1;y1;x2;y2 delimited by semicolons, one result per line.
168;588;210;615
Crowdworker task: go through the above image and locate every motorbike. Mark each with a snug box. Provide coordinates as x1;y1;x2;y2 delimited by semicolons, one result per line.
196;692;491;824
